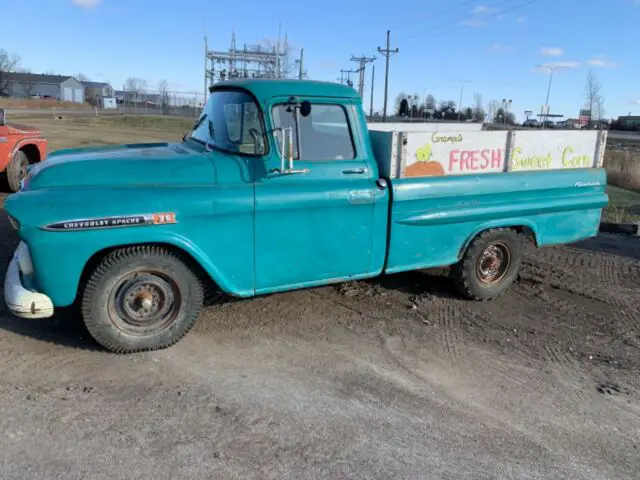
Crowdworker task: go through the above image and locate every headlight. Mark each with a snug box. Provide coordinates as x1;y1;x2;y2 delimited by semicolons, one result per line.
7;215;20;231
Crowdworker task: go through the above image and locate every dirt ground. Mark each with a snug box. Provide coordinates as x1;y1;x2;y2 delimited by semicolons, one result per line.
0;118;639;479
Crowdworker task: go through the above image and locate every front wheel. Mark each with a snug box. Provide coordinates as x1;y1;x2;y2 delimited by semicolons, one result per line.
81;246;204;353
6;150;29;192
452;228;523;301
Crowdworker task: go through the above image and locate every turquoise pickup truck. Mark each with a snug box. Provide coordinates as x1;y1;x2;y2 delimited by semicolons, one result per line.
3;79;608;353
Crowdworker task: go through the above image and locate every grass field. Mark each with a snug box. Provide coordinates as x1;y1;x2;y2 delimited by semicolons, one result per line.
604;184;640;223
9;114;194;151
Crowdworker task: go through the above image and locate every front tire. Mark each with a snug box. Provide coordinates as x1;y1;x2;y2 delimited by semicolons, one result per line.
81;246;204;353
6;150;29;193
452;228;523;301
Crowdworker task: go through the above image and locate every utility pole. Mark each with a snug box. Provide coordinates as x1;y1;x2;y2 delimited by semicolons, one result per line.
377;30;399;122
298;48;304;80
369;65;375;119
340;69;357;87
350;55;376;98
204;35;209;104
454;79;473;121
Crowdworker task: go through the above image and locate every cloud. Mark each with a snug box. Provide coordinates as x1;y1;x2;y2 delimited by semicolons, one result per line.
516;15;527;23
587;55;618;68
461;18;486;27
72;0;101;8
488;43;515;53
541;47;563;56
317;60;337;71
532;61;580;73
472;5;489;13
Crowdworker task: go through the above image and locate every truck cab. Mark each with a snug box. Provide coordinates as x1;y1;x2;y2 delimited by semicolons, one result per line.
189;81;389;293
3;80;608;353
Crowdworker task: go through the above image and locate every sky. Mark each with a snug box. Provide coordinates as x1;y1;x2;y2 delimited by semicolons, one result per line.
2;0;640;121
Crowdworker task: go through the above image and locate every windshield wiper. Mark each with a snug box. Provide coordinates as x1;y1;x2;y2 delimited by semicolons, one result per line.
192;113;207;132
187;114;215;151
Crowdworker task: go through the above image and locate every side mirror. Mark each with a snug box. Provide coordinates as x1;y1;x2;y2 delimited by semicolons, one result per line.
0;108;5;126
300;100;312;117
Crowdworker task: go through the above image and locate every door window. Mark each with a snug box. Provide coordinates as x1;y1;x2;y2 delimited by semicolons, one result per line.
271;103;355;161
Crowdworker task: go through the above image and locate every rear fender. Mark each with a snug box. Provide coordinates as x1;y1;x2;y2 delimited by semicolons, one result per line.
457;220;539;260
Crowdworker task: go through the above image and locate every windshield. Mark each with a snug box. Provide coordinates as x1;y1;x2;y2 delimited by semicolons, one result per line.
190;89;266;156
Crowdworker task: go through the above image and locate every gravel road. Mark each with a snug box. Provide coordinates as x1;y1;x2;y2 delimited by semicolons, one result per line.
0;192;639;479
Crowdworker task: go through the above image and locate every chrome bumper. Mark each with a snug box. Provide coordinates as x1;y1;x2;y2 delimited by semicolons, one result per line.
4;242;54;319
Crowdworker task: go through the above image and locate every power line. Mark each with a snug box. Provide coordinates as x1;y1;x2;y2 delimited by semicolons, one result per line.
402;0;538;47
377;30;399;122
393;0;486;36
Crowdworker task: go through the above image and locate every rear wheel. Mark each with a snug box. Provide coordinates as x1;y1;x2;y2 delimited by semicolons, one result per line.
6;150;29;193
81;246;204;353
452;228;523;301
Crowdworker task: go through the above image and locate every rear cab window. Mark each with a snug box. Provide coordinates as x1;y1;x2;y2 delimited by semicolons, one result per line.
271;103;356;161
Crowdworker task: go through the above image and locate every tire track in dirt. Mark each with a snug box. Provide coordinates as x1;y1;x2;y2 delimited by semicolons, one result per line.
530;246;640;289
431;300;464;369
521;252;640;352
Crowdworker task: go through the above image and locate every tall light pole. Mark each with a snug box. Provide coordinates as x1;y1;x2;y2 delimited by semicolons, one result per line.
536;64;567;128
454;79;473;121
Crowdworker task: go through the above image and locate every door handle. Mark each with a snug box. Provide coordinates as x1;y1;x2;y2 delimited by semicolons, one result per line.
342;167;368;175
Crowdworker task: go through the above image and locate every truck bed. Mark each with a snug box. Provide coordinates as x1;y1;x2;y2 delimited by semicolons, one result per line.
384;167;607;274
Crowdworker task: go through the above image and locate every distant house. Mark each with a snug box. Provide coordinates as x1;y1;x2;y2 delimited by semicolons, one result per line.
81;81;114;106
4;72;85;103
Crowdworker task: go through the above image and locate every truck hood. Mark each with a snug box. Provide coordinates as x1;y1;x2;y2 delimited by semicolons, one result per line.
24;142;216;190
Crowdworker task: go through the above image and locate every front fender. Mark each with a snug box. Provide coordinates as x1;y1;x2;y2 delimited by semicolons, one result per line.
26;229;253;307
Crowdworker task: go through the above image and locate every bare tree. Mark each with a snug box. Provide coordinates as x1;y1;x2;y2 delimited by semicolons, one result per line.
0;49;21;97
76;73;90;82
424;94;436;112
22;79;37;97
158;79;170;115
125;77;147;104
487;99;500;123
259;38;295;79
473;92;486;121
585;70;604;121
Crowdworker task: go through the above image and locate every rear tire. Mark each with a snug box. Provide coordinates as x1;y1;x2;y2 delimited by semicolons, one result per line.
452;228;523;301
6;150;29;193
81;246;204;353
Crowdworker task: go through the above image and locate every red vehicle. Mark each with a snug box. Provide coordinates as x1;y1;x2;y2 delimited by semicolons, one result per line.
0;108;47;192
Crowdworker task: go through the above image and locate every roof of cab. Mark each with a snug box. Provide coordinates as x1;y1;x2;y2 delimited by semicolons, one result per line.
210;79;360;101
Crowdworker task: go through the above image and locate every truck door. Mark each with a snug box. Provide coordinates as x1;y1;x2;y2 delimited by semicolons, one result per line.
253;97;377;293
